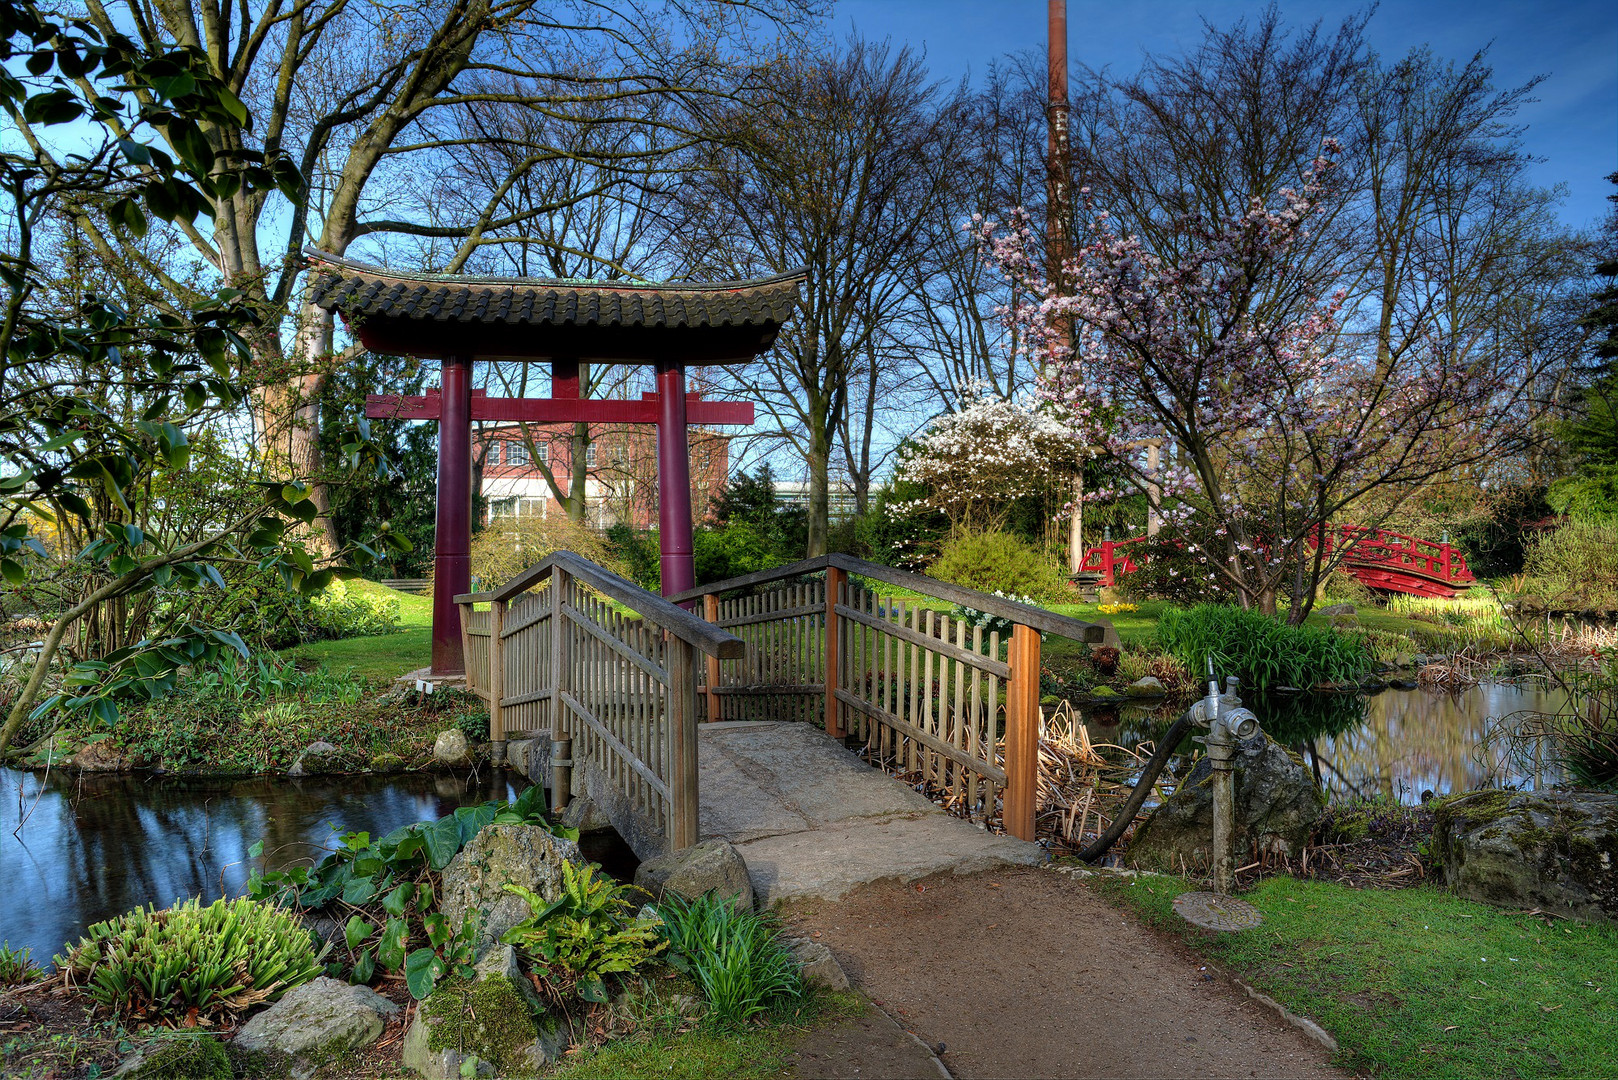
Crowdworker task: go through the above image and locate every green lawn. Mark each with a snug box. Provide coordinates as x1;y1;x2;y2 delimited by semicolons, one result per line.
1091;873;1617;1079
280;580;433;681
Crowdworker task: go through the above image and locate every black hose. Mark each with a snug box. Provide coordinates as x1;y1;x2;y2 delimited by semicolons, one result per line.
1075;707;1196;863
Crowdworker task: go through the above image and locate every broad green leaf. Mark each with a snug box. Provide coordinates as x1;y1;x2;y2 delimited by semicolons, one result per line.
404;948;446;1000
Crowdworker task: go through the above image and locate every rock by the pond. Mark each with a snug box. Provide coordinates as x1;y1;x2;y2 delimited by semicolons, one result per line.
785;937;850;990
560;795;614;834
401;957;566;1080
1126;734;1325;872
433;729;470;764
634;839;754;911
67;737;129;772
439;823;584;956
1316;603;1356;617
1124;676;1166;697
1432;789;1618;926
1089;685;1122;699
114;1035;232;1079
234;976;399;1061
289;740;341;777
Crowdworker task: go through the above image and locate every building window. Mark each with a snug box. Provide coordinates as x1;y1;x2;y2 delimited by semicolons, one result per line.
536;440;549;465
586;443;598;468
609;445;626;466
490;497;518;519
507;441;528;467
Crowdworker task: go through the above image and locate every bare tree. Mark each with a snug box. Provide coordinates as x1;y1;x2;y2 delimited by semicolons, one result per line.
44;0;810;554
678;37;967;554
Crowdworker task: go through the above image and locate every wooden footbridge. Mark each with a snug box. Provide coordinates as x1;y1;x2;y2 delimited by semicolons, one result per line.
456;553;1102;861
1080;524;1477;599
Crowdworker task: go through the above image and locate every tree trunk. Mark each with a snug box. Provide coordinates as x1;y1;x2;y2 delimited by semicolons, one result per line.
806;414;831;557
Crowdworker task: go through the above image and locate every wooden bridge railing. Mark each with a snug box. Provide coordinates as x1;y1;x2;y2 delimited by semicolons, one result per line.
457;551;744;852
670;554;1103;842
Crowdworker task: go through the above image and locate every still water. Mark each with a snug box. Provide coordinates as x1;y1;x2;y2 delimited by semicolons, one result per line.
0;768;524;965
1080;681;1571;803
0;682;1570;964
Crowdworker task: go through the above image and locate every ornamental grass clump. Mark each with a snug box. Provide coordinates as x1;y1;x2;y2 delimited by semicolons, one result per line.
1156;603;1369;692
55;897;325;1026
654;893;803;1026
0;942;40;986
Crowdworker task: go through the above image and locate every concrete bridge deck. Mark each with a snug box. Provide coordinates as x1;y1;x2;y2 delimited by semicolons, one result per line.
696;721;1044;904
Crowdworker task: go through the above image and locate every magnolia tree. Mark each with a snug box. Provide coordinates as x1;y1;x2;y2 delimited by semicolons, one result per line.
981;148;1543;620
892;384;1082;531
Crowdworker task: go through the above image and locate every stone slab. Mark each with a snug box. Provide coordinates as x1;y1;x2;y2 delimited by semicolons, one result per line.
735;813;1045;904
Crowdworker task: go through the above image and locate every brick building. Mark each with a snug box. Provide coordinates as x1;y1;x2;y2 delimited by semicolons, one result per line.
478;424;730;529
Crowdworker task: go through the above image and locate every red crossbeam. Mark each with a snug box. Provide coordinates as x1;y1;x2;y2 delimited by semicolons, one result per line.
364;388;753;425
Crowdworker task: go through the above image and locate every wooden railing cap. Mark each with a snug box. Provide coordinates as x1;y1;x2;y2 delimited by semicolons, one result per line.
669;552;1104;643
479;550;746;659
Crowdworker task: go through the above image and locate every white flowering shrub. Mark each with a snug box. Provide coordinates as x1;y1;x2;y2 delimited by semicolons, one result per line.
892;385;1082;530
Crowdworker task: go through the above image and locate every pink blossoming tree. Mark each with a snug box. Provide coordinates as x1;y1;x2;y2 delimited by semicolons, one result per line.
982;147;1544;621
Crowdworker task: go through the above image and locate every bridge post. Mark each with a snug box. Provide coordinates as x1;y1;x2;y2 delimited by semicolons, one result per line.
703;593;722;721
1004;623;1041;842
667;634;700;850
825;565;847;738
489;598;506;764
549;568;573;809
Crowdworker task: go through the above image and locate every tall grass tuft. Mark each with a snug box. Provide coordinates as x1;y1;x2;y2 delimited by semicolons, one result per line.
1156;604;1370;692
55;897;325;1025
654;893;803;1026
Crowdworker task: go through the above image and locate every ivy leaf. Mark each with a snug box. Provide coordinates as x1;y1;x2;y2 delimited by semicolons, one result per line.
381;882;412;918
344;915;371;951
404;948;447;1000
421;815;462;871
377;917;408;971
351;949;376;985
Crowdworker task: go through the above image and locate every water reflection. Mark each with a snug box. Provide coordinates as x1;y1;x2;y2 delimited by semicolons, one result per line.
1072;681;1569;805
0;768;524;963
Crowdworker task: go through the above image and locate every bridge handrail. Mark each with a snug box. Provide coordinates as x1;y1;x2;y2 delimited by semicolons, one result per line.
670;553;1104;643
459;549;744;660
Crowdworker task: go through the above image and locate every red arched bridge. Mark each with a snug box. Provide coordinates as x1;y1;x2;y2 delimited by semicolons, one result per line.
1079;525;1477;598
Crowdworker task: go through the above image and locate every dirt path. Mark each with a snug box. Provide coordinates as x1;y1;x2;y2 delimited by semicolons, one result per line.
785;866;1350;1080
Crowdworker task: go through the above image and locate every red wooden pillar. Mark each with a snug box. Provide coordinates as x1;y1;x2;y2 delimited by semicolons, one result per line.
432;354;473;675
656;358;695;598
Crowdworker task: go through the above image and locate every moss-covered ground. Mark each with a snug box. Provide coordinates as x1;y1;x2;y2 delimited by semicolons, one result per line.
1091;873;1618;1079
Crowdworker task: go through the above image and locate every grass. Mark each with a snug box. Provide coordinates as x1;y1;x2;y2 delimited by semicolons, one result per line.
544;990;864;1079
1091;874;1617;1079
280;580;432;680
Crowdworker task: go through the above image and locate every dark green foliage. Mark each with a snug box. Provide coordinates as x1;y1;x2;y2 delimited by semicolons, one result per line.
1155;604;1370;692
605;525;661;592
856;477;948;571
249;786;572;999
926;531;1075;603
319;354;437;577
55;897;324;1024
1551;174;1618;517
693;465;809;584
185;568;401;651
501;862;663;1003
1435;483;1554;578
654;893;803;1026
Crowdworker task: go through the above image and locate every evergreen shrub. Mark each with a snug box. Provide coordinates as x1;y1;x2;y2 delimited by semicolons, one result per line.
926;531;1074;603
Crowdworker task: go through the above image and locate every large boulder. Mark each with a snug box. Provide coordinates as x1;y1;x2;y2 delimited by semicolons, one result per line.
233;977;399;1063
1127;733;1325;872
401;948;566;1079
439;824;584;956
1124;676;1166;697
1432;789;1618;926
559;795;615;835
634;839;754;912
433;729;470;764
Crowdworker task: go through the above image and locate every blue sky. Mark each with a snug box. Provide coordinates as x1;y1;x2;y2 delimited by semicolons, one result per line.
835;0;1618;231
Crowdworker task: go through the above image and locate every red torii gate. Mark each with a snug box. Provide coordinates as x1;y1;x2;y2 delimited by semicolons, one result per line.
306;249;805;675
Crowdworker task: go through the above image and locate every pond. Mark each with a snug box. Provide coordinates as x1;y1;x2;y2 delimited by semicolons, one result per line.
0;767;526;965
1077;680;1571;803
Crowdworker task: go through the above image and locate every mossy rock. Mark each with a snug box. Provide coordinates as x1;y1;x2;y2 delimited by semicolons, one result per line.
116;1035;232;1079
370;752;406;772
402;953;563;1079
1431;789;1618;926
1090;685;1122;699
